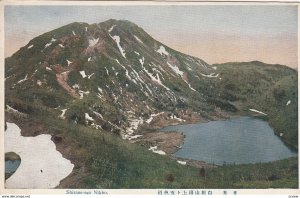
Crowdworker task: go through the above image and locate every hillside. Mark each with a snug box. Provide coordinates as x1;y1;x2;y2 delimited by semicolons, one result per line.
4;19;298;188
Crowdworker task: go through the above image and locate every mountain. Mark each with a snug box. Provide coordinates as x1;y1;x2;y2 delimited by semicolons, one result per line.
4;19;298;188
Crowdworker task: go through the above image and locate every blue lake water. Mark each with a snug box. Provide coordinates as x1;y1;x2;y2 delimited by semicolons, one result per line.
160;117;297;165
5;159;21;174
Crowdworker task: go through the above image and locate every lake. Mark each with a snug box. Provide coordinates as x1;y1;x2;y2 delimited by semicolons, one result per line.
5;159;21;174
160;117;297;165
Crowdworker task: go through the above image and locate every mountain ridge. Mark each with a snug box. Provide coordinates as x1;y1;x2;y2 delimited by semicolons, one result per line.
5;19;297;146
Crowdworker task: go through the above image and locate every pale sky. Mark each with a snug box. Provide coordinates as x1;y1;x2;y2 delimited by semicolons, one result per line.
5;5;298;68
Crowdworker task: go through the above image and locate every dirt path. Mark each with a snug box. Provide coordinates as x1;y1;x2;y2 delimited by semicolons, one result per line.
56;71;80;99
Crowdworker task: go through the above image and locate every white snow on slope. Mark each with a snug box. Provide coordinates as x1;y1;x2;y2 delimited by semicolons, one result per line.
27;45;34;49
88;38;99;47
67;59;72;66
109;25;116;32
143;67;170;91
139;57;145;67
156;46;169;56
146;112;164;124
88;73;94;79
128;135;143;140
105;67;109;75
170;114;186;122
59;109;68;119
88;57;92;62
17;74;28;84
110;35;126;58
72;31;76;36
72;83;79;89
79;71;87;78
200;73;219;78
98;87;103;94
286;100;291;106
44;38;56;49
177;160;187;165
59;44;64;48
85;27;88;32
184;80;196;91
5;122;74;188
126;117;144;135
134;35;143;43
149;146;166;155
85;113;94;121
167;62;184;77
134;51;140;56
249;109;267;116
46;67;52;71
212;66;217;70
78;90;90;99
44;42;52;48
92;110;103;119
115;59;136;84
37;80;42;86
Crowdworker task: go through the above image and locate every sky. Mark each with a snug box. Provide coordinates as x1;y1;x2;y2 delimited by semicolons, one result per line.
4;5;298;68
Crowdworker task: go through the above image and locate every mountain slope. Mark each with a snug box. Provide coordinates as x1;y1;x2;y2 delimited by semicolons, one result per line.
4;19;298;188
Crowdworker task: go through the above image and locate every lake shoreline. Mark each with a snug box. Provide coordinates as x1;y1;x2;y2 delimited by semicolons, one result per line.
133;109;297;168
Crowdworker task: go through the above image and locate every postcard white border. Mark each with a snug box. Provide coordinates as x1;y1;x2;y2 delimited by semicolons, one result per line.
0;0;299;196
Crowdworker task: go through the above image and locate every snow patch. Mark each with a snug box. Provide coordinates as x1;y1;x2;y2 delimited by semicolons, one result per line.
134;35;143;43
149;146;166;155
109;25;116;32
17;74;28;84
249;109;267;116
59;44;65;48
85;113;94;121
143;67;170;91
156;46;169;56
200;73;219;78
110;35;126;58
146;112;164;124
72;31;76;36
78;90;90;99
85;27;88;32
88;73;94;79
46;67;52;71
88;38;99;47
72;84;80;89
27;45;34;49
177;160;187;165
183;79;196;91
128;135;143;140
79;71;87;78
98;87;103;94
105;67;109;75
37;80;42;86
134;51;140;56
167;62;184;77
59;109;68;119
5;122;74;188
170;114;185;122
286;100;291;106
88;57;92;62
66;59;72;66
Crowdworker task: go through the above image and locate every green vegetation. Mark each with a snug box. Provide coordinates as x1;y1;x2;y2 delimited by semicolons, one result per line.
16;111;298;188
4;20;298;188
